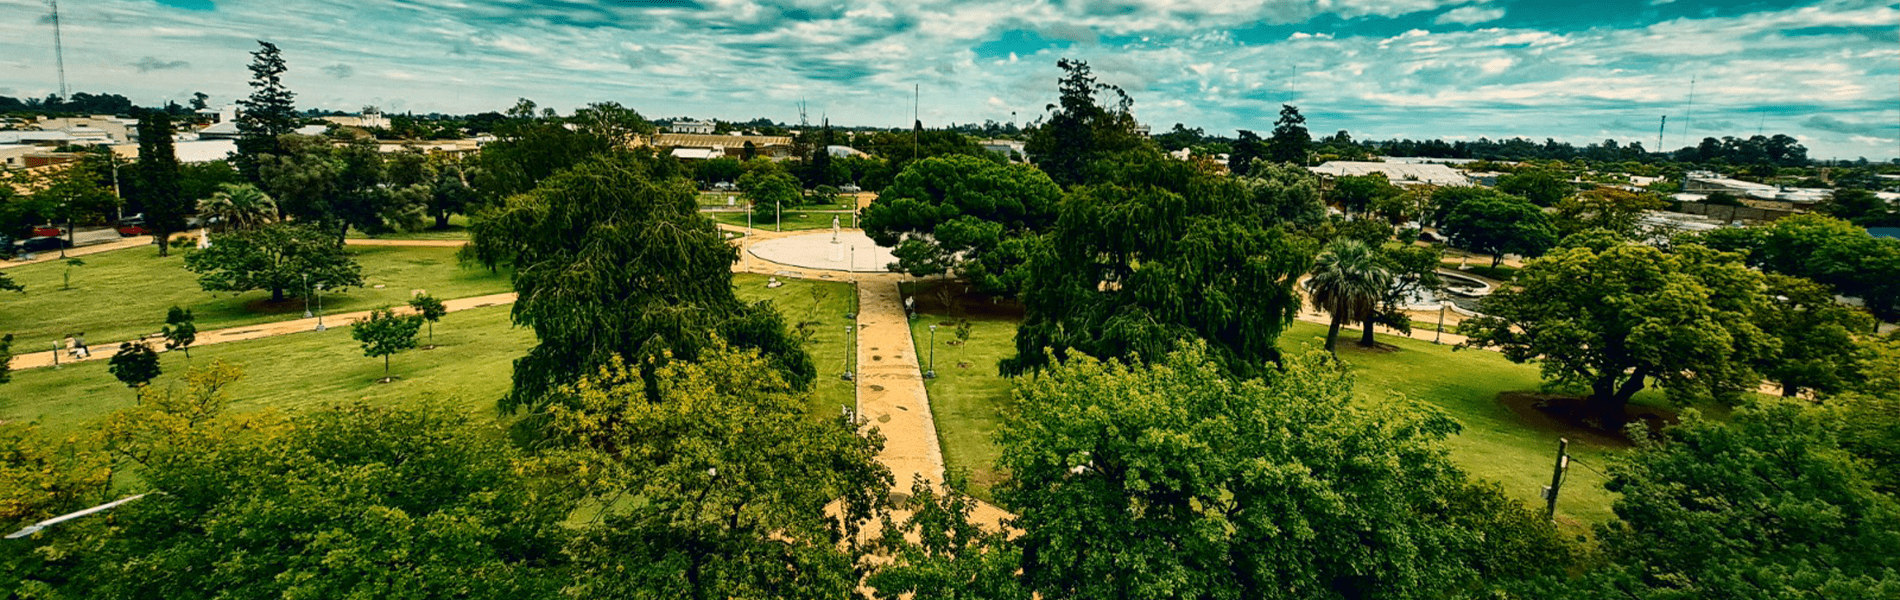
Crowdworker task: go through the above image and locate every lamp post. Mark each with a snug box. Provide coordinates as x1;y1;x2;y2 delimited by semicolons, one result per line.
841;325;855;381
314;282;326;331
775;200;781;233
302;273;313;318
924;324;937;379
1434;301;1447;345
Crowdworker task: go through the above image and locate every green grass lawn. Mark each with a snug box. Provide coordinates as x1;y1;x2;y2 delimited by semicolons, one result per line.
347;214;473;241
0;244;511;346
5;274;859;436
708;207;858;232
905;302;1704;526
733;273;858;420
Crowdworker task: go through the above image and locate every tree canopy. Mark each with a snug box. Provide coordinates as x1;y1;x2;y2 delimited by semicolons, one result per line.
1460;236;1775;428
133;110;189;256
183;222;363;303
1266;104;1310;166
1000;344;1566;600
1438;190;1557;267
861;155;1062;296
1003;154;1316;377
233;41;299;183
466;154;811;413
1024;59;1149;188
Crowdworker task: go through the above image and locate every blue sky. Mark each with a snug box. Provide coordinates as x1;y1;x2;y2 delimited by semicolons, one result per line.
1;0;1894;159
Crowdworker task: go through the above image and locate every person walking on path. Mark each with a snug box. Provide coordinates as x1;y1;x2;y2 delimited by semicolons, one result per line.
74;333;90;359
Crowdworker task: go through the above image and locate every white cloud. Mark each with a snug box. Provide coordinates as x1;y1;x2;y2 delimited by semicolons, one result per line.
1435;6;1506;25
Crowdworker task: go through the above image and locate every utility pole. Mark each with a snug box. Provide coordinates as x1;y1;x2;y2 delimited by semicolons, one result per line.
1543;438;1569;522
49;0;69;101
1656;115;1667;155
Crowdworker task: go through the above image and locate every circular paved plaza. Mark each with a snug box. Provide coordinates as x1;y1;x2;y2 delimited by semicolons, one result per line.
747;231;900;273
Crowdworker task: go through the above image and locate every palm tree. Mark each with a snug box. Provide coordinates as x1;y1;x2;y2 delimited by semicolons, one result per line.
197;183;277;233
1307;238;1391;354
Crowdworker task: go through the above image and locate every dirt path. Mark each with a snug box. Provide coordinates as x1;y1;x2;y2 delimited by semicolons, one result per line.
3;232;194;268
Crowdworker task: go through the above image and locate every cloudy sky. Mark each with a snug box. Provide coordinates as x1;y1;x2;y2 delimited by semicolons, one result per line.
1;0;1894;159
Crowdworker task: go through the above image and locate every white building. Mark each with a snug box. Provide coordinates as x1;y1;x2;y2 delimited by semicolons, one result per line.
668;120;716;135
1309;161;1470;187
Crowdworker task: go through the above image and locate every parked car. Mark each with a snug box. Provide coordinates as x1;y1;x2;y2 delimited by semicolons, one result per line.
839;184;862;194
31;226;62;238
16;236;73;254
116;217;148;237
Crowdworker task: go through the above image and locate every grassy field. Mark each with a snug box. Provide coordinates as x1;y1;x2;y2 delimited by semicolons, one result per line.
0;244;511;346
732;273;858;420
347;214;473;241
3;273;857;436
904;294;1699;526
708;208;858;232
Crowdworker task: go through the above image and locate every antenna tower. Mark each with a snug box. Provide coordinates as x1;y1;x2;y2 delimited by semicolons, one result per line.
1682;76;1696;149
798;100;809;128
1657;116;1667;154
49;0;69;101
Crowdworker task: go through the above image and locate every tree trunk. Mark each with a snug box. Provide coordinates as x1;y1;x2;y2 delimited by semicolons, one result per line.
1490;253;1503;269
1590;370;1650;432
1781;381;1797;398
384;354;390;375
434;212;450;229
1325;310;1343;354
154;232;170;257
271;286;285;303
1359;316;1377;347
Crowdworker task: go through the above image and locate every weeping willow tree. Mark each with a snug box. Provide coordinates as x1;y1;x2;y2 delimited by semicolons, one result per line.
468;153;813;414
1002;152;1320;378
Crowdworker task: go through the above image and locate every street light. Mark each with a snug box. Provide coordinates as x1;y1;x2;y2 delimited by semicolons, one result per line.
7;493;155;539
924;324;937;379
314;282;326;331
302;273;313;318
841;325;855;381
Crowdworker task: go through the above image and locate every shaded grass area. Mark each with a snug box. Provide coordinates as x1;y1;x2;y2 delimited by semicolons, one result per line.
0;245;511;346
347;214;473;241
4;275;858;435
732;273;858;420
708;207;857;232
902;282;1704;525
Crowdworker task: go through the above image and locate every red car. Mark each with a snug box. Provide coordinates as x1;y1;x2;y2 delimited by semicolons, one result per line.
31;226;61;238
117;223;148;237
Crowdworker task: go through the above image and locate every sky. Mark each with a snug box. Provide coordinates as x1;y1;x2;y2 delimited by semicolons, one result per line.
0;0;1894;160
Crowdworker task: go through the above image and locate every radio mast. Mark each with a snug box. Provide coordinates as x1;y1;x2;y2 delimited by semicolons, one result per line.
50;0;69;100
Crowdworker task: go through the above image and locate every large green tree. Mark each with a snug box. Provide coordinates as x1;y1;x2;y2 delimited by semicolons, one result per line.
861;155;1062;297
133;111;189;256
1024;59;1148;188
1755;274;1875;397
1265;104;1311;165
1329;173;1399;216
1495;169;1569;207
1438;191;1557;267
1003;154;1316;377
469;99;653;202
467;154;811;413
1539;401;1900;599
1460;235;1776;428
1307;238;1390;353
183;222;363;302
550;344;890;599
1551;187;1666;240
1000;344;1567;600
1694;214;1900;321
233;40;299;183
196;183;276;233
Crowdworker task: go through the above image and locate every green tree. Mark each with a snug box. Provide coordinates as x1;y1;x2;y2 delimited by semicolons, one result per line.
1227;129;1267;177
196;183;276;233
1439;192;1557;267
349;308;422;378
1460;237;1776;429
1307;238;1390;353
739;161;802;227
1539;401;1900;599
160;306;197;358
1496;169;1569;206
550;344;889;599
1003;154;1316;377
1551;187;1667;239
425;160;477;229
861;155;1062;297
1368;241;1444;346
407;293;447;344
0;334;13;386
868;477;1025;600
183;222;363;303
133;110;189;256
1820;187;1899;227
1696;214;1900;321
1000;344;1567;600
1266;104;1310;165
107;341;162;399
1024;59;1148;188
466;154;811;413
73;398;571;598
233;40;299;183
1329;172;1399;216
60;258;83;290
468;98;643;202
1756;274;1874;397
0;421;114;592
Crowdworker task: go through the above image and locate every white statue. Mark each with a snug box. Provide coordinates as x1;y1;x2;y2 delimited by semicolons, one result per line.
831;215;841;243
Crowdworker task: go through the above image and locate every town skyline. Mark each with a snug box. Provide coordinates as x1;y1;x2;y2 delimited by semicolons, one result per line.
0;0;1894;160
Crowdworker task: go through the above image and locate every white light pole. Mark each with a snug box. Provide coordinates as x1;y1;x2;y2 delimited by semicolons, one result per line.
7;493;155;539
924;324;937;379
314;282;326;331
302;273;313;318
841;325;855;381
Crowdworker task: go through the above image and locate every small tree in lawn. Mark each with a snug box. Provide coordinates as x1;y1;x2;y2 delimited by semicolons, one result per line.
350;308;422;382
62;258;85;290
107;340;162;401
161;306;198;358
407;293;447;346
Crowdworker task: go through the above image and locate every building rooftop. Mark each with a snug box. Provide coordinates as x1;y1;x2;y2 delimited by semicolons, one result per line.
1310;161;1470;186
653;133;791;148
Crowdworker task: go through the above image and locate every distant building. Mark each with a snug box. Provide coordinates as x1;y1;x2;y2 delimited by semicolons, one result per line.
667;120;716;135
1309;161;1470;187
825;145;867;158
980;139;1025;161
1683;171;1831;205
651;133;795;160
0;144;33;169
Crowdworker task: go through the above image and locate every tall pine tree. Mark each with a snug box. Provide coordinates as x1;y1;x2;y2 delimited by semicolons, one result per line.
234;41;298;184
134;111;188;256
